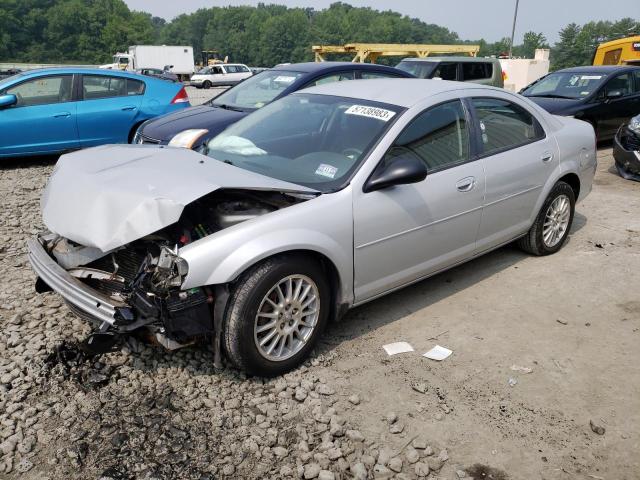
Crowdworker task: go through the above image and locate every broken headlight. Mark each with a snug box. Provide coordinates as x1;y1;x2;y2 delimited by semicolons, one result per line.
150;246;189;292
628;116;640;135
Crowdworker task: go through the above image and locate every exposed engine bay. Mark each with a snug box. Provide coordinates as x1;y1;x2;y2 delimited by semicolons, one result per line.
42;189;310;355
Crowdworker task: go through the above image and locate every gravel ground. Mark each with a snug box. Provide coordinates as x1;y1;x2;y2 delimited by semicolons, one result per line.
185;85;228;106
0;147;638;480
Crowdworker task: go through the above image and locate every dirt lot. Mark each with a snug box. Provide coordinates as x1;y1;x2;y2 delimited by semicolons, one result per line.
0;147;638;480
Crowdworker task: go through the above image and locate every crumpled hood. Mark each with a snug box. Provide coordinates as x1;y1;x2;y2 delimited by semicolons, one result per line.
140;105;246;143
42;145;314;252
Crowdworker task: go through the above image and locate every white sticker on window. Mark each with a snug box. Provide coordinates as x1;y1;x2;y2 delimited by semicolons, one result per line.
580;75;603;80
345;105;396;121
315;164;338;179
273;75;296;83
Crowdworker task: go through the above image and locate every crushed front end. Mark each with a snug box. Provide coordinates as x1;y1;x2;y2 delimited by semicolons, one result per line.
613;115;640;182
27;188;304;359
27;232;211;354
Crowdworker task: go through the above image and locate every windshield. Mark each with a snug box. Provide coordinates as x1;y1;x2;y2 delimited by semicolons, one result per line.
210;70;304;110
396;60;438;79
206;93;404;192
522;71;608;99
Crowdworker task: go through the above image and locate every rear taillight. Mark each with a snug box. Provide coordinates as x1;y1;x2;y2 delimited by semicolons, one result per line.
170;87;189;104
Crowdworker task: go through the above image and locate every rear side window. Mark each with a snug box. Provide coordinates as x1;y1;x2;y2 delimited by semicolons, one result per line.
602;49;622;65
471;98;544;154
126;79;145;96
462;62;493;81
6;75;73;106
83;75;144;99
432;63;457;81
386;100;470;172
307;71;355;87
359;71;400;79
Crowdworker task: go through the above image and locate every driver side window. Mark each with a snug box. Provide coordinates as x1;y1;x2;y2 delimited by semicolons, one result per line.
385;100;470;172
604;73;632;96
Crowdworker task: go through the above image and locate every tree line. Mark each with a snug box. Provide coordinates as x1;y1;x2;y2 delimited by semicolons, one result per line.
0;0;637;69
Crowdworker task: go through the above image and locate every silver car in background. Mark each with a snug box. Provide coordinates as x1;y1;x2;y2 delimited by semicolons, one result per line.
28;79;597;376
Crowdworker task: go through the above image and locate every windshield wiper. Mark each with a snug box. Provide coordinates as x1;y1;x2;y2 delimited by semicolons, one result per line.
527;94;576;99
213;103;244;112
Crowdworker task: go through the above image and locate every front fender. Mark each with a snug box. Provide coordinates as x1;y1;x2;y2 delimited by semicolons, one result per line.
179;188;354;305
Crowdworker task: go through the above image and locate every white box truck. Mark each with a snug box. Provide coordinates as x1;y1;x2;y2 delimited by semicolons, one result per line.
101;46;195;80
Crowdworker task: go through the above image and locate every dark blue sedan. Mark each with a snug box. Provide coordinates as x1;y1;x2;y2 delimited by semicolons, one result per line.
0;68;190;158
133;62;414;149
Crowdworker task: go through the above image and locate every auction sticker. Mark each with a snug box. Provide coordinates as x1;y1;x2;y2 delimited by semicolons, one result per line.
580;75;602;80
345;105;396;121
315;164;338;178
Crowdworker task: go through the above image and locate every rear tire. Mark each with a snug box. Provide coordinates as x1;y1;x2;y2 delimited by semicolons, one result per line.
203;80;212;89
518;181;575;256
223;255;330;377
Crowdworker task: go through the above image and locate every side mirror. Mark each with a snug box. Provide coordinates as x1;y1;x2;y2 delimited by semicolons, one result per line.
606;90;623;100
364;153;428;193
0;94;17;109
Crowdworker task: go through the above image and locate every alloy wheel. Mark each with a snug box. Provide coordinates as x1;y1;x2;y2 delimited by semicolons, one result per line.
253;274;320;361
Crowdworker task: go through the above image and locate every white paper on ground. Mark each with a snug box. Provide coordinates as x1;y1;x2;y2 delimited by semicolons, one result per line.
423;345;452;361
382;342;414;356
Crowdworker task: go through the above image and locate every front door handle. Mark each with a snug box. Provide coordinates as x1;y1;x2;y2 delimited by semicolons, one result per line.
121;105;137;111
541;152;554;162
456;176;476;192
53;112;71;118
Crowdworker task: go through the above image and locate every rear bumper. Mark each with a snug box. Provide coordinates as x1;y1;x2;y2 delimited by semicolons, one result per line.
27;235;123;325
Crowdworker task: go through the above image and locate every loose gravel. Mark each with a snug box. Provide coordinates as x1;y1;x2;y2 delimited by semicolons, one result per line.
0;162;456;479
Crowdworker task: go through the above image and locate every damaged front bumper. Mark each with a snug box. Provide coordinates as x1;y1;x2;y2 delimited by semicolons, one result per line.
27;235;124;325
27;233;216;355
613;124;640;182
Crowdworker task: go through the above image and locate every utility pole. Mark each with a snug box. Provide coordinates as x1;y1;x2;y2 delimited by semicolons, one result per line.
508;0;520;58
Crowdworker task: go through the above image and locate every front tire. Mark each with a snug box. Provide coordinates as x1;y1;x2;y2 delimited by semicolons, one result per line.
203;80;212;89
518;181;575;256
223;255;330;376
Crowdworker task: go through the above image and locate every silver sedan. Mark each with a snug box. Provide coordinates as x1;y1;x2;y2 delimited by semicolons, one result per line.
28;79;597;376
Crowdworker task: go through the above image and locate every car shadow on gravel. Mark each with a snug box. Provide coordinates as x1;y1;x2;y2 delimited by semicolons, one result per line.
322;214;587;348
0;154;59;170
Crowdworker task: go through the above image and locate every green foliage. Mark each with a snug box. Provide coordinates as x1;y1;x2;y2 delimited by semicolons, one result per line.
551;18;640;69
0;0;637;70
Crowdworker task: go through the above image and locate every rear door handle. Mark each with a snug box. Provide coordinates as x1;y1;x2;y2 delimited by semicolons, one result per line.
456;176;476;192
121;105;137;111
541;152;554;162
53;112;71;118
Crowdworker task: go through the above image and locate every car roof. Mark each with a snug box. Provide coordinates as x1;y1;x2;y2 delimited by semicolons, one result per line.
272;61;411;75
14;67;150;79
400;56;499;63
556;65;640;73
300;78;497;107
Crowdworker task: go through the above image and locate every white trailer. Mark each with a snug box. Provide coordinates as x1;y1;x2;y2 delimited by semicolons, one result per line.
100;45;195;80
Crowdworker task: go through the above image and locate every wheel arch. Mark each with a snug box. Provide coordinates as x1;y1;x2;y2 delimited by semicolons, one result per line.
235;249;346;322
557;172;580;200
128;120;147;143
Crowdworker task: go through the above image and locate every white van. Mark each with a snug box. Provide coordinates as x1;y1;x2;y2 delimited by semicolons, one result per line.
190;64;253;88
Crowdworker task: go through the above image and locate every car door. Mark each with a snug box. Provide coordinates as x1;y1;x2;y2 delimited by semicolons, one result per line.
0;74;79;156
353;99;485;301
470;96;556;252
592;71;639;137
76;74;144;146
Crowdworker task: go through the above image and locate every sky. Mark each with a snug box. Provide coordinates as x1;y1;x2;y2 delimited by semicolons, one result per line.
124;0;640;43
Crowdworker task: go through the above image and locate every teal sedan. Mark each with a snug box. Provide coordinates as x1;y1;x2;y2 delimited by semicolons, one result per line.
0;68;190;158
